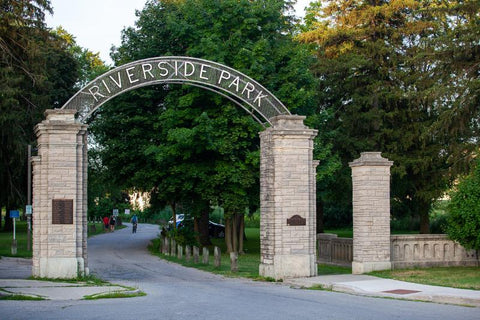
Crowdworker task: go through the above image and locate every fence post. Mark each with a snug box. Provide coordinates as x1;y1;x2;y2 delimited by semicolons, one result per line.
202;247;209;264
177;245;183;259
214;246;221;267
230;252;238;272
170;239;176;256
185;245;191;262
193;246;200;263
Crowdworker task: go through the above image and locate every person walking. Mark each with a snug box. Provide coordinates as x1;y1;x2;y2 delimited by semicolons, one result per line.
109;215;116;232
103;216;109;232
131;214;138;233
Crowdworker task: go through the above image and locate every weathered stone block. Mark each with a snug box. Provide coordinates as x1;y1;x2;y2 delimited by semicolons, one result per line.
214;246;221;267
202;247;209;264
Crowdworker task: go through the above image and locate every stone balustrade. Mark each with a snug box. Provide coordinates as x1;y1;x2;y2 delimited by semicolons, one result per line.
317;233;479;269
391;234;479;269
317;234;353;267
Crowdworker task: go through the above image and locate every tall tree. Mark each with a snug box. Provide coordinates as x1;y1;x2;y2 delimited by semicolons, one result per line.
445;159;480;251
91;0;319;250
0;0;79;230
299;0;479;233
0;1;108;230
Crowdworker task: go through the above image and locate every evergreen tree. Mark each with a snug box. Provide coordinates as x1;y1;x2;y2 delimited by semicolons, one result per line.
299;0;479;232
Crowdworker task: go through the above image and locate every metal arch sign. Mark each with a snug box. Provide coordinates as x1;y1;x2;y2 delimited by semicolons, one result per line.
61;56;290;125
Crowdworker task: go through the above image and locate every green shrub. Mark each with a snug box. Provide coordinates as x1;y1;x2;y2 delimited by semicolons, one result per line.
429;212;448;234
168;223;198;247
390;215;420;232
445;160;480;250
245;211;260;228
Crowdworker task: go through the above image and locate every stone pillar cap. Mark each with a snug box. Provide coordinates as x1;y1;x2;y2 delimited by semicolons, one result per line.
44;109;77;123
349;152;393;167
269;114;307;129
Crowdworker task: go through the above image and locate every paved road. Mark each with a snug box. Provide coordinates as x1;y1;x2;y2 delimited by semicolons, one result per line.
1;223;478;320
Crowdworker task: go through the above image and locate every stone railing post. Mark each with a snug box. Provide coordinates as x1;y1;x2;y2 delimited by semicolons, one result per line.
202;247;209;264
170;239;176;256
214;246;221;267
259;115;318;280
185;245;192;262
349;152;393;274
164;237;171;255
230;252;238;272
193;246;199;263
177;245;183;259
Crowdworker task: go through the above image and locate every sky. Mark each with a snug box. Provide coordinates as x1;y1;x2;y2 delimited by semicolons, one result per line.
45;0;312;65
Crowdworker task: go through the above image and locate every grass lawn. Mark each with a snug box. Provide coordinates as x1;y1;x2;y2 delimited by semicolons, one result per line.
0;220;31;258
370;267;480;290
150;227;479;290
324;228;353;238
150;228;263;280
149;227;351;280
0;221;118;258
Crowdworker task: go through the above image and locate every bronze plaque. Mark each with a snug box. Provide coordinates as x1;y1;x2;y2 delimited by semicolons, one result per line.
52;199;73;224
287;215;306;226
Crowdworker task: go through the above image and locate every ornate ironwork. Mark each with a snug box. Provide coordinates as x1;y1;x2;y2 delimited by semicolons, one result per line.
61;57;290;125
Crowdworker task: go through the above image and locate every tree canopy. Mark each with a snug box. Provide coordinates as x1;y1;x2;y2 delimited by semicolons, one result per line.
299;0;480;232
446;159;480;251
1;0;73;228
0;0;108;230
89;0;319;249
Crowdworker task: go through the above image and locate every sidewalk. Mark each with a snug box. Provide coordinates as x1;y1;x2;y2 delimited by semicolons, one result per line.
0;257;136;301
0;279;134;300
284;274;480;307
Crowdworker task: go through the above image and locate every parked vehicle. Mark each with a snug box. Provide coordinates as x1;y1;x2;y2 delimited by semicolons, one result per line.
173;218;225;238
167;214;185;229
208;221;225;238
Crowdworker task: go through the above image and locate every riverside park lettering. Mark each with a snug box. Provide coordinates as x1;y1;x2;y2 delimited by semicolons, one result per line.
62;57;289;125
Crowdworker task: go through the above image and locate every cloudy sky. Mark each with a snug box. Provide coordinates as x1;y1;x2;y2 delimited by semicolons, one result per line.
45;0;312;65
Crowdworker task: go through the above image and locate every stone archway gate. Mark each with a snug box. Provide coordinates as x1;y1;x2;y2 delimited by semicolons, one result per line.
32;57;318;280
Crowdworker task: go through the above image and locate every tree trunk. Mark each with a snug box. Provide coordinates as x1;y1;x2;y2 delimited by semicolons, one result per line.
170;202;176;230
232;213;238;253
225;217;233;253
196;211;211;246
418;199;431;234
419;211;430;234
237;213;245;254
316;199;324;234
4;206;13;232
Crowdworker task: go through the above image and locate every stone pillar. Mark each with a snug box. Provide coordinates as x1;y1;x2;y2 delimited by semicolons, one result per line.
349;152;393;274
259;115;318;280
32;109;88;278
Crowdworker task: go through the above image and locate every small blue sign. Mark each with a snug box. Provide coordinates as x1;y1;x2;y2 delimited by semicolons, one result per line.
9;210;20;218
26;205;32;215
